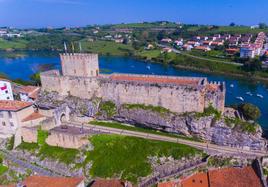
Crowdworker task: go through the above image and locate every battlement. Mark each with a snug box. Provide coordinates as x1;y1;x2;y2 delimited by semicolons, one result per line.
207;81;226;92
60;53;98;60
60;53;99;77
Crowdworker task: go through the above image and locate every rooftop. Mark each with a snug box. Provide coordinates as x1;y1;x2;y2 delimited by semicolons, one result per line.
109;74;203;86
208;166;262;187
19;85;40;99
179;166;262;187
0;100;32;111
22;112;45;122
11;176;84;187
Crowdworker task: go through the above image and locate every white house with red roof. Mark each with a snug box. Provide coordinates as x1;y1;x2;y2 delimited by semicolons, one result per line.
0;79;14;101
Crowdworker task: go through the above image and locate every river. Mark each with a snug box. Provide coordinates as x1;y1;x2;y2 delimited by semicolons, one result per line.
0;52;268;136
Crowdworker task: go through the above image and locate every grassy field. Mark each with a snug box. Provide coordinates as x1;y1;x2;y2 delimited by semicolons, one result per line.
81;40;134;56
0;38;28;50
86;134;203;183
186;25;268;34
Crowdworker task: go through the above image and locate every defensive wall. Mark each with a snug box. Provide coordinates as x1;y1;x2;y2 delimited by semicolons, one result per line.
40;53;225;114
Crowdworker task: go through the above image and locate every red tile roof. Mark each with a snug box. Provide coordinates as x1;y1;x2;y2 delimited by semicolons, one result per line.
0;100;32;111
20;176;84;187
158;181;180;187
22;112;45;122
208;166;262;187
181;172;209;187
179;166;262;187
110;75;200;86
20;86;40;99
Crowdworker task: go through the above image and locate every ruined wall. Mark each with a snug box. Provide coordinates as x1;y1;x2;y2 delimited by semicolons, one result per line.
21;127;38;143
46;131;88;149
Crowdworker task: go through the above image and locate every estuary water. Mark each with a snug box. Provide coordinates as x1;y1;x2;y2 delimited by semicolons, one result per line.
0;53;268;136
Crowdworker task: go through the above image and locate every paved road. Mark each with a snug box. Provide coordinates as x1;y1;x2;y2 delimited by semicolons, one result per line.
157;43;243;66
69;122;267;157
0;150;61;177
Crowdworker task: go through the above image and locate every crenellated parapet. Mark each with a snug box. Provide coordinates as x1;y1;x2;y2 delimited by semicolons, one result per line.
40;53;226;114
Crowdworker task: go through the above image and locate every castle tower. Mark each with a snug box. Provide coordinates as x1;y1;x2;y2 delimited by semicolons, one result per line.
60;53;99;77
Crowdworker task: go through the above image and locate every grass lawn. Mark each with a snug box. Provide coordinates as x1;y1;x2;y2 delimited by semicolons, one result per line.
138;49;161;60
0;165;8;176
81;40;134;56
89;120;201;142
86;134;203;183
0;38;28;50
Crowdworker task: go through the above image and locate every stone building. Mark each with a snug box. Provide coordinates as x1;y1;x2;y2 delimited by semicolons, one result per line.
40;53;225;114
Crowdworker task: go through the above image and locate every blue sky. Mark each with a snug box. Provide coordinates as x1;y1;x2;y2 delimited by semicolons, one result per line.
0;0;267;28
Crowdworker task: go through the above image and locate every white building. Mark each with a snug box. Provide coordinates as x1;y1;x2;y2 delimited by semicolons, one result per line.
0;80;14;101
19;86;40;102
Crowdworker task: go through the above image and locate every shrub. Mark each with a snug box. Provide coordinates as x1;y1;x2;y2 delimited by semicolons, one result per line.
99;101;117;117
239;103;261;121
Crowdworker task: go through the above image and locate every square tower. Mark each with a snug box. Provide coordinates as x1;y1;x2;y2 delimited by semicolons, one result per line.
60;53;99;77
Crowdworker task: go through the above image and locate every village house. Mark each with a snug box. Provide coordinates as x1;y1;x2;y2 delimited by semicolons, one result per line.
183;44;193;51
187;40;200;47
195;45;211;52
0;79;14;101
19;85;40;102
174;38;184;46
202;40;213;46
0;100;34;139
161;38;172;43
226;48;240;55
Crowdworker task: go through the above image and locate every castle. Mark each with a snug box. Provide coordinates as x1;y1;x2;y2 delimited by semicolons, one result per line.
40;53;226;114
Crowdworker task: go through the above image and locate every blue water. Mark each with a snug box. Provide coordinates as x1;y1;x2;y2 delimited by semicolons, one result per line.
0;54;268;135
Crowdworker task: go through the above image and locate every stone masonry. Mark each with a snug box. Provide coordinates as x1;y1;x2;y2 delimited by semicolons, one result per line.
40;53;225;113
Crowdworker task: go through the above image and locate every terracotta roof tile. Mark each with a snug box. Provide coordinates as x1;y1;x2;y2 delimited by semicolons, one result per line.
208;166;262;187
22;112;45;122
158;181;180;187
21;176;84;187
181;172;209;187
20;86;40;99
0;100;32;111
110;75;199;86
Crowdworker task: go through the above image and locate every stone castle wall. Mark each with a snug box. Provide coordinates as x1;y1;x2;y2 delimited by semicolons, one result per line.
40;53;225;113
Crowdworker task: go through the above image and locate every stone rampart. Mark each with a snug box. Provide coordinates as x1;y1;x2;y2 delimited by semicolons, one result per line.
40;53;225;113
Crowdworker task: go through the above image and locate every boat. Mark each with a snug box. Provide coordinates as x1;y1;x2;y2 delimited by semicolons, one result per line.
236;97;244;101
246;92;253;96
257;94;264;99
230;84;234;88
146;65;151;70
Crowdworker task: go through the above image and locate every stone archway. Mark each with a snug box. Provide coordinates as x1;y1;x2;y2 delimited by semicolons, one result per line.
54;104;71;126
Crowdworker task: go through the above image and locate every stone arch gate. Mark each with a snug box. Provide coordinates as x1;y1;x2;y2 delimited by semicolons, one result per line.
53;104;71;126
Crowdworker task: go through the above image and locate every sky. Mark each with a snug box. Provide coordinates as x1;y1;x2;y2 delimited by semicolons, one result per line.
0;0;267;28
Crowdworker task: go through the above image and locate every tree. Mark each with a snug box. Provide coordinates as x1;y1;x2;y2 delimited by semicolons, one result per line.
259;23;268;29
229;22;236;27
239;103;261;121
243;58;262;72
